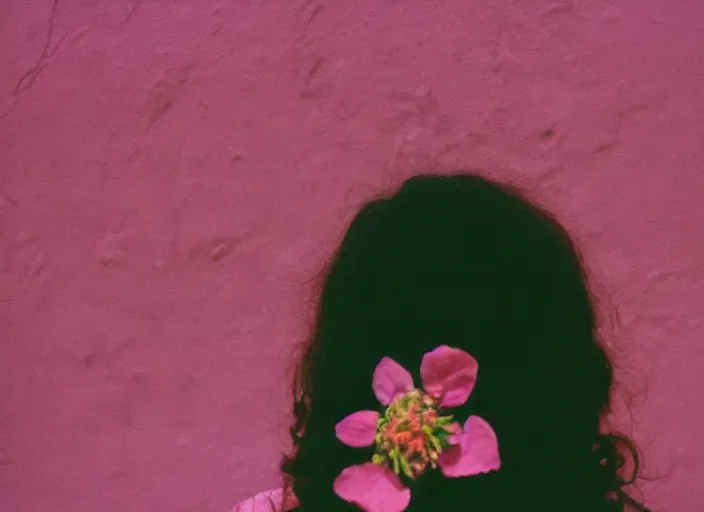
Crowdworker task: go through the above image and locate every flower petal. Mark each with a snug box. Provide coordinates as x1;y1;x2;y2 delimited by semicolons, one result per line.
373;357;414;406
420;345;478;408
334;463;411;512
438;415;501;477
335;410;381;447
445;421;464;446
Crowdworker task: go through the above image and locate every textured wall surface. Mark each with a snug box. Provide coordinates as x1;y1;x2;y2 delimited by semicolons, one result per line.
1;1;703;511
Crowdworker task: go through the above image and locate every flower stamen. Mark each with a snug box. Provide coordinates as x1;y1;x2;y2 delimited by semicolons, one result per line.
373;389;456;480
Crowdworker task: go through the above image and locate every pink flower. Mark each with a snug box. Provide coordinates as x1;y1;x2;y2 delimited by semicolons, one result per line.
333;345;501;512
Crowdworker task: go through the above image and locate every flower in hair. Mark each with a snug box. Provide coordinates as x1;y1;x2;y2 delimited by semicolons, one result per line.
333;345;501;512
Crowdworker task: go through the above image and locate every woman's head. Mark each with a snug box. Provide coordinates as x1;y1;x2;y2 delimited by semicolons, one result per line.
281;173;646;511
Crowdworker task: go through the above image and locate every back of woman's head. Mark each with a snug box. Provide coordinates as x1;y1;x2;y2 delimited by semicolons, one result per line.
281;173;647;511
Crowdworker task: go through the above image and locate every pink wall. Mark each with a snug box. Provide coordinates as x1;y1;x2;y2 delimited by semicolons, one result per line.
1;1;703;511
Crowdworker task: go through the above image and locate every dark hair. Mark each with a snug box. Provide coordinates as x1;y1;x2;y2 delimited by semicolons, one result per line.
280;173;649;511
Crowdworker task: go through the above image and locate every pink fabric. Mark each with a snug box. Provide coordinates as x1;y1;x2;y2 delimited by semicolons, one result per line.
231;486;298;512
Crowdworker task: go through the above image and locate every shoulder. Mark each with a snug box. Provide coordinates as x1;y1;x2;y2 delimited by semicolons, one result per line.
231;486;299;512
